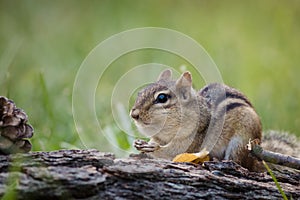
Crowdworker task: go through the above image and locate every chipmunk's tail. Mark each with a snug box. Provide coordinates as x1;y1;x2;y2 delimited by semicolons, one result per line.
261;130;300;158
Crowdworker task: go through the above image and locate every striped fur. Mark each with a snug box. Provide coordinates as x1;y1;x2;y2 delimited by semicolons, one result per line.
198;83;262;170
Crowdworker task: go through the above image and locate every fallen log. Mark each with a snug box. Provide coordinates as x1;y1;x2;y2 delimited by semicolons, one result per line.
0;149;299;199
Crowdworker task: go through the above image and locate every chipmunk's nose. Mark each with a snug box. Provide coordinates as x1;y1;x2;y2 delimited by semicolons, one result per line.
130;108;140;120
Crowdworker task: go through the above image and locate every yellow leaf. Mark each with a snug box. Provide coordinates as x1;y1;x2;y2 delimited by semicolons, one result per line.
172;149;210;164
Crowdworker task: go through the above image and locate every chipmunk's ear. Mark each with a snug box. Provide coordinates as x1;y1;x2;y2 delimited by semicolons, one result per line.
157;69;172;81
176;71;192;100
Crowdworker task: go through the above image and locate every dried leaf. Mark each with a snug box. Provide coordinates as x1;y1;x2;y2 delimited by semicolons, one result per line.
172;149;210;164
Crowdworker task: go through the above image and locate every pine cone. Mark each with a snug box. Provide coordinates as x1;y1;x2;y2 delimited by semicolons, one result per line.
0;96;33;154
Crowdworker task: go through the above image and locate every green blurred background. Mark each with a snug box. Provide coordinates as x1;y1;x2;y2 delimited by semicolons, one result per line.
0;0;299;155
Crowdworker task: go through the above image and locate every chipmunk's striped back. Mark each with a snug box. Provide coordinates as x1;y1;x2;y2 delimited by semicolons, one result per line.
199;83;262;170
200;83;253;114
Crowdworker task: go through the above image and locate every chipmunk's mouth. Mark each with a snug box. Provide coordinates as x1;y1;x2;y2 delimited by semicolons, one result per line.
135;122;162;137
135;119;151;126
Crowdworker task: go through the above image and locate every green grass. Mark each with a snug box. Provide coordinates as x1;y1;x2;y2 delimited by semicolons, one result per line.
262;160;288;200
0;0;299;155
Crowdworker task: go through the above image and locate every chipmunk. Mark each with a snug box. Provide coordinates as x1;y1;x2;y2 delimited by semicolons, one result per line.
130;69;262;170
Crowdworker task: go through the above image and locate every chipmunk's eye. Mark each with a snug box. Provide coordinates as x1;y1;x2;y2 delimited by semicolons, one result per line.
155;93;169;104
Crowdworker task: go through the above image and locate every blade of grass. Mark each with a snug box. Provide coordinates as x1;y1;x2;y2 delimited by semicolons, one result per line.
0;37;23;97
262;160;288;200
39;71;54;121
2;155;24;200
1;179;18;200
39;71;56;140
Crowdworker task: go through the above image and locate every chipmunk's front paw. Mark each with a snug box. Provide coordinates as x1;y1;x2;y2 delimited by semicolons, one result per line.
134;139;160;152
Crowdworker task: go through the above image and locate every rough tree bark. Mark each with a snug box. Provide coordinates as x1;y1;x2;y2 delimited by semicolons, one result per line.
0;149;299;200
